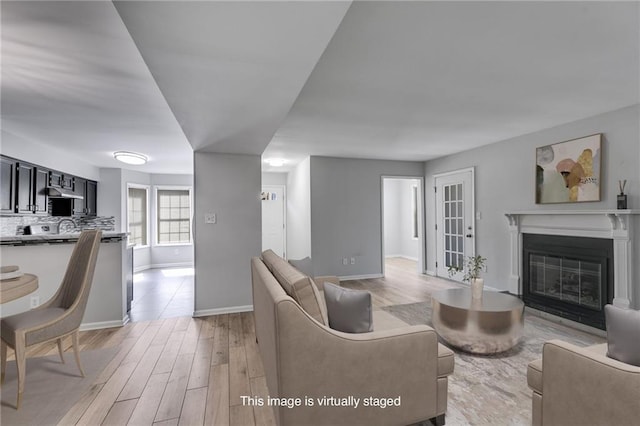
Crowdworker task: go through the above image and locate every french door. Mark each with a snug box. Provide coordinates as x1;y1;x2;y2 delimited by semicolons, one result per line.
434;168;475;280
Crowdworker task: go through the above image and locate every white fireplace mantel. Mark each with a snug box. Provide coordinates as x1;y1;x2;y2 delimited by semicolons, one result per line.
504;210;640;309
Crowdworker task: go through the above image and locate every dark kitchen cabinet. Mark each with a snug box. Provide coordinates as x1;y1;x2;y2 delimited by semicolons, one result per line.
16;162;49;214
85;180;97;216
1;155;97;217
73;177;86;216
49;170;74;190
16;162;36;214
34;168;49;215
70;178;97;217
1;157;16;214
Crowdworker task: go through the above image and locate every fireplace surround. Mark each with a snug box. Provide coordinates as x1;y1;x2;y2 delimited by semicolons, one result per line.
505;210;640;325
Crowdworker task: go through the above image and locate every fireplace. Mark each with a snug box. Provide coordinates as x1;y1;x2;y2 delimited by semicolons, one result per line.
523;234;613;329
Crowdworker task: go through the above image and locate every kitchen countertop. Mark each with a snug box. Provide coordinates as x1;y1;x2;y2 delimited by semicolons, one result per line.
0;232;128;245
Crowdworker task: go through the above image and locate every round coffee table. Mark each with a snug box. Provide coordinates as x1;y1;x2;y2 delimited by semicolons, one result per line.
431;288;524;354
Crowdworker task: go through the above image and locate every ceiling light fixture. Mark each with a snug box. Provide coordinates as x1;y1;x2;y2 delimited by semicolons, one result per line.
265;158;286;167
114;151;148;165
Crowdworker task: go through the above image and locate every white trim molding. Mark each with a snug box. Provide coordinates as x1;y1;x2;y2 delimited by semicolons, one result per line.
80;317;128;331
193;305;254;317
505;210;640;309
338;273;384;281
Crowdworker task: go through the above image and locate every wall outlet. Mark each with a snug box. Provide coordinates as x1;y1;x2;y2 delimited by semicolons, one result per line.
350;257;356;265
205;213;216;224
342;257;348;265
30;295;40;309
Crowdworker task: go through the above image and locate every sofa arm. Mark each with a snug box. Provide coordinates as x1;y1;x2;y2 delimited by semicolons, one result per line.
275;298;446;426
540;339;640;425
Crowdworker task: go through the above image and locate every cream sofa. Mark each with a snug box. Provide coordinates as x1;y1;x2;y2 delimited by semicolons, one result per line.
527;340;640;426
251;250;454;426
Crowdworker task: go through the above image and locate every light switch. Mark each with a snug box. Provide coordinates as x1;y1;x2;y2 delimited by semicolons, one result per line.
205;213;216;224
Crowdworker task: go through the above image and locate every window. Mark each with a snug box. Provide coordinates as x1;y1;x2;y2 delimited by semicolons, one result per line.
128;186;148;246
157;188;192;244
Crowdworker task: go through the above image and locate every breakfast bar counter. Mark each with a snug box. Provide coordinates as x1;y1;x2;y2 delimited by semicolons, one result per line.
0;232;129;330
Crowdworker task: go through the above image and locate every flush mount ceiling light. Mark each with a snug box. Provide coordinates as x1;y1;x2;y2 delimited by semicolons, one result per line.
114;151;148;165
264;158;286;167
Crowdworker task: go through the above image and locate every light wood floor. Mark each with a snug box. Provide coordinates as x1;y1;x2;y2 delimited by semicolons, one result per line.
7;257;456;426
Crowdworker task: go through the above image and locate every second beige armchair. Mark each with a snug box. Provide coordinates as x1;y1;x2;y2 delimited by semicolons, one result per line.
527;339;640;426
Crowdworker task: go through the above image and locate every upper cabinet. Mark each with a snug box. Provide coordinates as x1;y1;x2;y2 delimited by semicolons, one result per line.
85;180;97;217
73;177;86;216
0;157;16;214
0;155;97;216
16;162;49;215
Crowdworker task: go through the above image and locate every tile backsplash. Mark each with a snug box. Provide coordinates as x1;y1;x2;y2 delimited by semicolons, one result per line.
0;215;116;236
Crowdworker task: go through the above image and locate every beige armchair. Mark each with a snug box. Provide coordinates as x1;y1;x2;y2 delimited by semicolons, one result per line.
1;230;102;408
527;339;640;426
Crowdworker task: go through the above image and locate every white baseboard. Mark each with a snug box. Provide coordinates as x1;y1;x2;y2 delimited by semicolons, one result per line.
339;273;384;281
134;264;151;273
134;262;194;273
80;318;128;331
385;255;418;261
425;269;436;276
193;305;254;317
150;262;194;269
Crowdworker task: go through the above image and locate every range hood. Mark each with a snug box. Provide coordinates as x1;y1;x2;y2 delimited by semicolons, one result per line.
47;187;83;199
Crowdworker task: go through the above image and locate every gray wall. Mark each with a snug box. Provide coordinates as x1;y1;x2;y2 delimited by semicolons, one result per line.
310;156;424;277
286;157;311;259
2;130;100;180
424;104;640;291
262;172;287;186
194;152;261;314
98;168;123;231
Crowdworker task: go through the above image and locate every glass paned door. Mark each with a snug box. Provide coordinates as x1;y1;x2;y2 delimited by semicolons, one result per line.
443;183;464;269
434;169;474;279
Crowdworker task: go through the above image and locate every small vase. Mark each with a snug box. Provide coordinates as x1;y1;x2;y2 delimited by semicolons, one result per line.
471;278;484;300
617;194;627;209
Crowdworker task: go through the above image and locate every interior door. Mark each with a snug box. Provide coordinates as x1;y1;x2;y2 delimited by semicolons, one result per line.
434;169;474;279
261;185;286;258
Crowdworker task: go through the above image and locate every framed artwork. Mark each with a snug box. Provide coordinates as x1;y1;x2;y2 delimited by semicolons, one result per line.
536;134;602;204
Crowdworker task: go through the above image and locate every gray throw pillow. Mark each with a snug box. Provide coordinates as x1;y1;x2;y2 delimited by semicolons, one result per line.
605;304;640;366
288;257;313;277
323;282;373;333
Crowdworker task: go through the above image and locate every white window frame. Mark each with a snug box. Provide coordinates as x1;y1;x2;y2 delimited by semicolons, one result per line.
127;183;150;249
153;185;193;247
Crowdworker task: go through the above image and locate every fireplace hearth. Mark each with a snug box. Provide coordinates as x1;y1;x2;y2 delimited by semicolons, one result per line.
523;234;613;329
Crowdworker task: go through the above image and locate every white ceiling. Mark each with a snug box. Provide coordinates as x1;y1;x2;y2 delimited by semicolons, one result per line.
2;1;638;175
1;1;193;174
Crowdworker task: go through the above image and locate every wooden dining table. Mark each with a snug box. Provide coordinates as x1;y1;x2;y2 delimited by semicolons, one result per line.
0;273;39;304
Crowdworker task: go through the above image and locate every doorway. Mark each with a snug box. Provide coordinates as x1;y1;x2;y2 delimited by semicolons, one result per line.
434;168;475;280
381;177;424;275
261;185;286;258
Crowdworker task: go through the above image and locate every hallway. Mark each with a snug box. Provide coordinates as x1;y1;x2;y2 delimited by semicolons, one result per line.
129;268;194;322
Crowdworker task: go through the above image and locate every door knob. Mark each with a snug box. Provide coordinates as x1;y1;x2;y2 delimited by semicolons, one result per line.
466;234;473;238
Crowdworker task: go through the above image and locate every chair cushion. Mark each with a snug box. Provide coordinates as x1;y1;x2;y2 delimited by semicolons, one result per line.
437;343;455;377
605;304;640;366
1;307;67;347
323;282;373;333
527;358;543;393
288;257;313;277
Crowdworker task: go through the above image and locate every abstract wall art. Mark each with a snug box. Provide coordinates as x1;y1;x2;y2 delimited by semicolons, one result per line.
536;134;602;204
